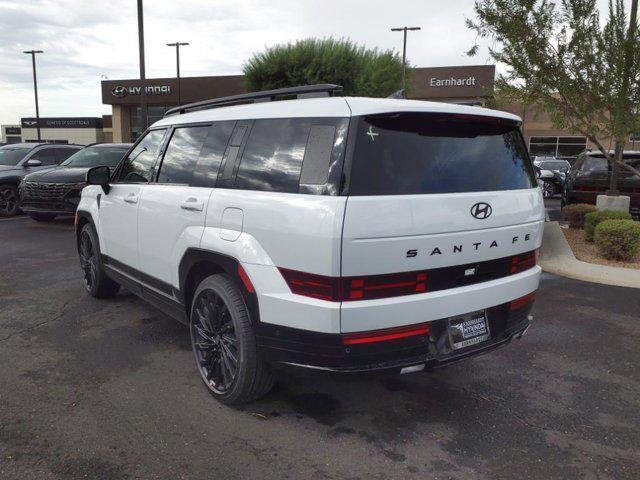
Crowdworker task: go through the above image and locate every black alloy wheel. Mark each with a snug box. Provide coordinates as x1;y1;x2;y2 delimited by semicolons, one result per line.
190;274;274;404
78;223;120;298
79;228;98;293
191;290;239;394
0;185;20;217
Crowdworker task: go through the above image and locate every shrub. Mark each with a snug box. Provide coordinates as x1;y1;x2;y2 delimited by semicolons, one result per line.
243;38;404;97
584;210;632;242
594;220;640;261
562;204;597;228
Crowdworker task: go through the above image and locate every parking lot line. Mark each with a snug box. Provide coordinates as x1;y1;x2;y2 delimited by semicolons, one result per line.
0;216;29;222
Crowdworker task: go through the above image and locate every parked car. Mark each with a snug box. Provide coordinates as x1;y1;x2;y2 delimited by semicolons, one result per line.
533;157;571;198
75;85;543;404
0;143;82;216
19;143;132;221
534;165;557;198
562;151;640;215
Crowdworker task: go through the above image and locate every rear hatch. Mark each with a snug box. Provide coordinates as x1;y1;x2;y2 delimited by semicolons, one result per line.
341;112;544;330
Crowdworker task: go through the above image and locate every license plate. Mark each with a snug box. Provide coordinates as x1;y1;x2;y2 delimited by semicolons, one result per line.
448;311;490;350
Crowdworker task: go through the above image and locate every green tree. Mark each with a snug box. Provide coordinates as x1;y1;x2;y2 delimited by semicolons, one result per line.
467;0;640;189
243;38;404;98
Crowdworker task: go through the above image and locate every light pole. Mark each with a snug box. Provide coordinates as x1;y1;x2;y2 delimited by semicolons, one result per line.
166;42;189;105
23;50;43;141
137;0;148;134
391;26;421;94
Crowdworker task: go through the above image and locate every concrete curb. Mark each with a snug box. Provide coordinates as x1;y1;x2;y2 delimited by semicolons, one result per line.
539;221;640;288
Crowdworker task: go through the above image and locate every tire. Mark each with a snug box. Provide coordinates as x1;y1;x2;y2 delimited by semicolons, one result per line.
29;213;56;222
78;223;120;298
0;185;20;217
190;274;274;405
542;181;554;199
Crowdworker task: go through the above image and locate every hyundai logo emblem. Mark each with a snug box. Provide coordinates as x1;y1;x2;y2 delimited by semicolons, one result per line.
470;202;492;219
111;86;128;98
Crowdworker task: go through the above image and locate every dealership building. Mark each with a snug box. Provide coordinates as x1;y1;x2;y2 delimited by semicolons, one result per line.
99;64;635;155
1;117;111;145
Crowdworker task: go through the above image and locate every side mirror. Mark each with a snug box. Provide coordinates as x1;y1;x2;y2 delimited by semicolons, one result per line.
25;159;42;167
86;165;110;194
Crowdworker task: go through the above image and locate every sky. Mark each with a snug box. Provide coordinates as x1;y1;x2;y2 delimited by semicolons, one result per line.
0;0;611;125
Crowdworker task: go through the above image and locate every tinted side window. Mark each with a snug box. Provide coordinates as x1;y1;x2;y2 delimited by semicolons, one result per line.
235;118;311;193
191;121;235;188
55;148;81;163
580;156;608;172
116;129;166;183
30;148;58;165
157;126;209;185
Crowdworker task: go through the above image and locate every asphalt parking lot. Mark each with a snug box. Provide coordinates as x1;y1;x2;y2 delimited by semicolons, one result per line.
1;215;639;480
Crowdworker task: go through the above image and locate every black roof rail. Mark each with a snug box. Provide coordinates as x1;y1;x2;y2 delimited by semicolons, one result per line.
164;83;343;117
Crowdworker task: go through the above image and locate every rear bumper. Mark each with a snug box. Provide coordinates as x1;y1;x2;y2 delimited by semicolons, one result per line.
257;300;534;373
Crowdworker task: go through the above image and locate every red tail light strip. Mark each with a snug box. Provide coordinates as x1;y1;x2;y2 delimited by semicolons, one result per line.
509;291;536;310
342;323;431;345
510;250;538;274
280;250;538;302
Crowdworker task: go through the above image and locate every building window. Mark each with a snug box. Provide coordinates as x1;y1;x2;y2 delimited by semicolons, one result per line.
529;136;587;158
130;106;169;142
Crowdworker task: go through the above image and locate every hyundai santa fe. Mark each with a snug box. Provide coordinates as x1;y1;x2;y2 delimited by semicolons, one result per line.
75;84;544;404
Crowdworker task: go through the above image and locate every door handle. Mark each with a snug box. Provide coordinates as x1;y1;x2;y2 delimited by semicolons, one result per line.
124;193;139;204
180;198;204;212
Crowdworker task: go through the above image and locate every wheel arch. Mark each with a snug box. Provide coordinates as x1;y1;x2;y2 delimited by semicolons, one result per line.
0;177;22;188
179;248;261;325
75;210;96;253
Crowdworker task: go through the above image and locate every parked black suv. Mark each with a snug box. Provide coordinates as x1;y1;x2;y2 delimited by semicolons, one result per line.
562;151;640;215
20;143;131;221
0;143;82;216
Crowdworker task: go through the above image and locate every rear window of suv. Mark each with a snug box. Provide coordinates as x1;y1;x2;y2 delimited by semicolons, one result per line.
348;113;536;195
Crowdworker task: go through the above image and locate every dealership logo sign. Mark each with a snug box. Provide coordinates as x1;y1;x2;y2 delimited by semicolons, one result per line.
112;86;128;98
111;85;172;97
429;76;477;87
23;120;37;126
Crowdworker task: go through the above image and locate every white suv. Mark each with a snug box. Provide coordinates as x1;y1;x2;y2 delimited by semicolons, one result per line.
76;85;543;404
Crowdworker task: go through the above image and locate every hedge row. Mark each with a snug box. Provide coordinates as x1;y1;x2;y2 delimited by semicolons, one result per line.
594;220;640;261
562;204;597;228
584;210;633;242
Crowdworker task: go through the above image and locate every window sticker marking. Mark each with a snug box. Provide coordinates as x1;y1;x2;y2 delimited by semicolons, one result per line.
366;125;379;142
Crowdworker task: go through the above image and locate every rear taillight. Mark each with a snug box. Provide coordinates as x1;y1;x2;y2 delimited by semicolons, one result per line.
278;268;429;302
280;250;538;302
342;271;428;301
278;268;341;301
342;323;431;345
510;291;536;310
510;250;538;274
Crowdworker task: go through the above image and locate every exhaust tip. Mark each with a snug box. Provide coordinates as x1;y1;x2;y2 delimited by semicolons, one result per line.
400;364;425;375
516;325;531;339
